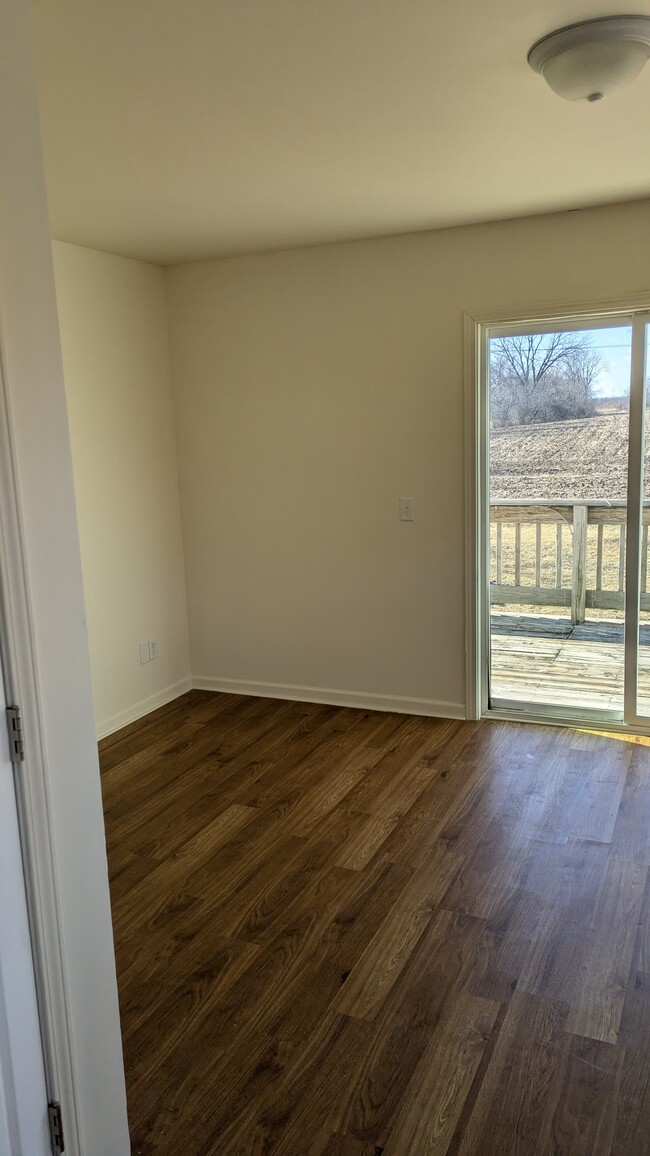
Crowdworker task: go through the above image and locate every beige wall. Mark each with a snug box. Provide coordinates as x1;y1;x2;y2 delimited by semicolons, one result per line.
53;242;191;737
167;200;650;715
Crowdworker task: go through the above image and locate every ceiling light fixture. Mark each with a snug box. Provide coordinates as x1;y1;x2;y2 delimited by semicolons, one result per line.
528;14;650;102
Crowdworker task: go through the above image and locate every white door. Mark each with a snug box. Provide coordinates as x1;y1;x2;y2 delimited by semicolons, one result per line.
0;674;51;1155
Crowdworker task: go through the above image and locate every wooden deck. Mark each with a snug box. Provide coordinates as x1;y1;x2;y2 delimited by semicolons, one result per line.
491;614;650;713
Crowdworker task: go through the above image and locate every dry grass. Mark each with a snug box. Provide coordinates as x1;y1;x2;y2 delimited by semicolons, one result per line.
489;521;627;623
490;520;625;590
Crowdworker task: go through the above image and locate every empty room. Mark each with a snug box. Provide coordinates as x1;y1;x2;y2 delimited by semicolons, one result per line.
2;1;650;1154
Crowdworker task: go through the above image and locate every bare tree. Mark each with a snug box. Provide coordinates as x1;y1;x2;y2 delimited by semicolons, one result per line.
490;331;602;427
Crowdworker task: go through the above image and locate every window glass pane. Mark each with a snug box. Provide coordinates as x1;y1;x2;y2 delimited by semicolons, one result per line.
489;323;631;713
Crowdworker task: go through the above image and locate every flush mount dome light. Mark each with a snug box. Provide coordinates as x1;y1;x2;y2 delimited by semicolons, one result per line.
528;15;650;102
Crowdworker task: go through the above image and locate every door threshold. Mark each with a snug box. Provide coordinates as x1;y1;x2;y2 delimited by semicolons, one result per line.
485;702;650;738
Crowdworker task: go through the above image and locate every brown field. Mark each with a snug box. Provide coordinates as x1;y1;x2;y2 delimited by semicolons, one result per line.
490;412;650;621
489;411;650;503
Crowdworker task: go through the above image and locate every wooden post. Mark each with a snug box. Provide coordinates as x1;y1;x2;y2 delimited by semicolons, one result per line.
571;504;588;625
496;522;502;585
596;523;604;592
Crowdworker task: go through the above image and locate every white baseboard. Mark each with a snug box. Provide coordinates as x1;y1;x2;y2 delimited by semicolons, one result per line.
96;676;193;740
191;675;466;720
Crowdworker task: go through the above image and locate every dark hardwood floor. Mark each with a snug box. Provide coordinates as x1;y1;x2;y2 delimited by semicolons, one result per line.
99;690;650;1155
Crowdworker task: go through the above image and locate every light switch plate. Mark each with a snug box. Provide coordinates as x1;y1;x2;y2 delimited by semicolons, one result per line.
399;497;415;521
139;640;150;664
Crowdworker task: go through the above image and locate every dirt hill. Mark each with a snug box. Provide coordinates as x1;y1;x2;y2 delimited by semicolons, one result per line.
489;412;650;502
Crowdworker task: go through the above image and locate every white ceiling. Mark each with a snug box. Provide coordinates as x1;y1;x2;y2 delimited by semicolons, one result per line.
32;0;650;266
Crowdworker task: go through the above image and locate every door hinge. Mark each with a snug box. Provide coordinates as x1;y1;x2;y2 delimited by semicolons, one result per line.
48;1100;65;1154
6;705;25;763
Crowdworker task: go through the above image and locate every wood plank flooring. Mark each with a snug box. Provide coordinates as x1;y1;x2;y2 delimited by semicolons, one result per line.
100;691;650;1155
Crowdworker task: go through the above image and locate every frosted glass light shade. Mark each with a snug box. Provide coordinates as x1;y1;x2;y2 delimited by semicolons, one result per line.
528;16;650;102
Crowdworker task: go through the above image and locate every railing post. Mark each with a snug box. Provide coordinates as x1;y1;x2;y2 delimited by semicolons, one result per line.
571;504;588;625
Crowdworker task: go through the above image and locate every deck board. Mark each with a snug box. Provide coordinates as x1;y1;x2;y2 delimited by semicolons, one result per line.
491;615;650;713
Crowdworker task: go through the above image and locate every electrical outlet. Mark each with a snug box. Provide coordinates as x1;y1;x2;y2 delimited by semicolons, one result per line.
139;640;150;664
399;497;415;522
149;639;159;660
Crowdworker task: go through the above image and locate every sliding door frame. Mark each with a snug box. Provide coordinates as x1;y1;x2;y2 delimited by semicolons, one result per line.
623;313;650;727
465;292;650;731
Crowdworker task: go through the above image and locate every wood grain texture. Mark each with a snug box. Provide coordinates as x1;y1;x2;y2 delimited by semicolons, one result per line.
387;993;500;1155
100;691;650;1154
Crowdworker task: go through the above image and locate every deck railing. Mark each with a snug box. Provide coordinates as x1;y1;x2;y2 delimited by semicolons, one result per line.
490;500;650;625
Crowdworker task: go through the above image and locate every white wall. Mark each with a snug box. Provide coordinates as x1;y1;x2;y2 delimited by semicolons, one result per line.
53;242;191;737
167;200;650;716
0;1;129;1151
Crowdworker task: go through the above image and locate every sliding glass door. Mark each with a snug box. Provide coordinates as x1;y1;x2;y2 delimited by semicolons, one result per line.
485;309;650;727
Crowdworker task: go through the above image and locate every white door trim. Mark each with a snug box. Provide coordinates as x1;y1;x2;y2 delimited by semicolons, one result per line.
0;5;129;1149
0;340;80;1150
463;310;486;721
464;290;650;728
